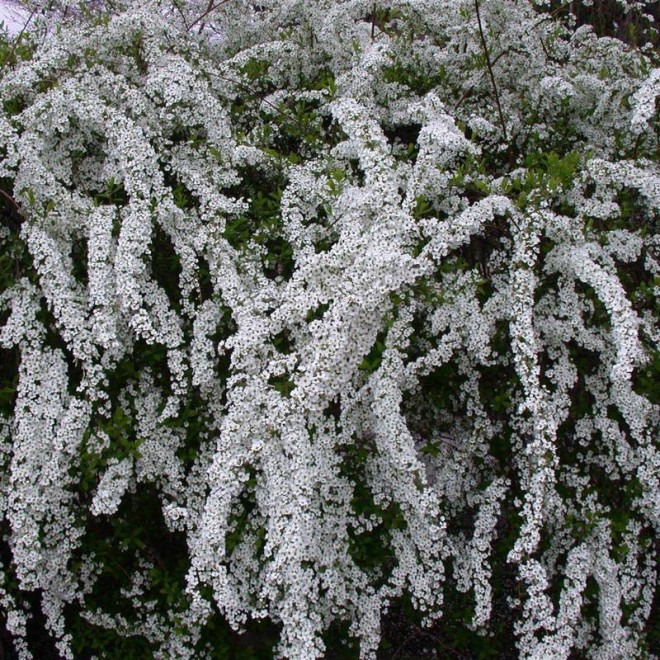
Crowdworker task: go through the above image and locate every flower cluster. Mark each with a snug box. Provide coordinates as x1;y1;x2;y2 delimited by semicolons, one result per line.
0;1;658;658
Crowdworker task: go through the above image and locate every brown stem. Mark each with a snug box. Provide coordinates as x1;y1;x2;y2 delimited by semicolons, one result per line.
205;70;314;139
188;0;229;32
8;5;38;62
0;188;23;215
474;0;508;140
172;0;190;30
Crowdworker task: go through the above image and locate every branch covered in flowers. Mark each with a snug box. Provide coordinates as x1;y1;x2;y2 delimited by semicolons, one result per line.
0;1;658;658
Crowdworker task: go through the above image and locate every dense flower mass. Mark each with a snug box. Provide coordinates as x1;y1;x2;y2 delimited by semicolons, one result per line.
0;0;658;658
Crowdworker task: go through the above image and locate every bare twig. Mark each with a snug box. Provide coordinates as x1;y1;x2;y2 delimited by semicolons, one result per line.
172;0;190;30
197;0;214;35
188;0;230;32
452;44;518;114
8;4;38;62
474;0;508;140
0;188;23;215
204;69;315;138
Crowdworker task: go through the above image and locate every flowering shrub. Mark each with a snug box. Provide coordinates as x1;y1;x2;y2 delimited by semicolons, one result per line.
0;1;658;658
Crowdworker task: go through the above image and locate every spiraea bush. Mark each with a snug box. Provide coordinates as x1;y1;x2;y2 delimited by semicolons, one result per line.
0;0;658;658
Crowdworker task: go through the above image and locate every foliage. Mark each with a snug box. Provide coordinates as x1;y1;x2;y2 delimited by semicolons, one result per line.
0;1;659;658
